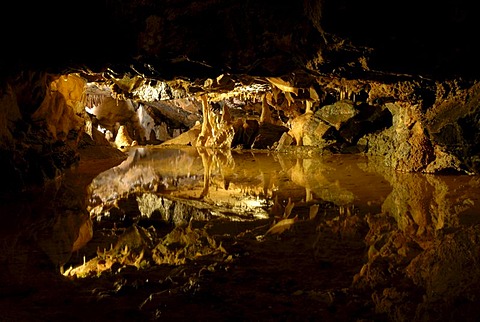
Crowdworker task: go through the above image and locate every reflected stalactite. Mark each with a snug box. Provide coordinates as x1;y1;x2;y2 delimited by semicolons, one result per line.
215;148;236;191
5;145;480;321
290;158;313;202
260;171;272;199
198;147;213;199
305;187;313;202
197;147;236;199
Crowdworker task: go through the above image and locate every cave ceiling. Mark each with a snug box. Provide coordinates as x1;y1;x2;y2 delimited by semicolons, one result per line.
2;1;477;80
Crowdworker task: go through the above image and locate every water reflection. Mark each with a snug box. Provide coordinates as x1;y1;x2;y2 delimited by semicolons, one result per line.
88;147;389;223
365;163;480;235
88;146;480;229
0;180;91;288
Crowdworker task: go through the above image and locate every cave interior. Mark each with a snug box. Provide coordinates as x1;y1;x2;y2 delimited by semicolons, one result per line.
1;1;480;321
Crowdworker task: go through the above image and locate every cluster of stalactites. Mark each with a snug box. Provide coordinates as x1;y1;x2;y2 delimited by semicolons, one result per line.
193;75;326;149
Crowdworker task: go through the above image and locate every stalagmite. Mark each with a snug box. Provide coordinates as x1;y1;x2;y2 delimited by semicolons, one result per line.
196;94;212;147
114;125;136;151
260;94;272;124
287;98;318;146
305;100;313;114
222;102;232;124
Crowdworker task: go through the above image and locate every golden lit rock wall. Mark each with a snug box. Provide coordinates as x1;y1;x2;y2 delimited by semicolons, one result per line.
0;73;92;192
32;74;86;140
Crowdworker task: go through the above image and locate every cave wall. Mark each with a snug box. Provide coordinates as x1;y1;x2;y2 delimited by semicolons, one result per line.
0;73;86;192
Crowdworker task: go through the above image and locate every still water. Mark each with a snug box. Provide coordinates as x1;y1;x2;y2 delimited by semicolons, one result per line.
90;145;480;231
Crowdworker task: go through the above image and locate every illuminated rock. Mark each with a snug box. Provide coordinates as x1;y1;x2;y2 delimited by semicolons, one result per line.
288;111;335;147
32;74;86;140
161;122;202;146
85;95;141;140
316;100;359;130
115;125;136;151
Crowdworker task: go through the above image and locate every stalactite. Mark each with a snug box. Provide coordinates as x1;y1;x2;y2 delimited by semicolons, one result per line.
85;94;107;109
266;77;298;95
309;86;319;101
272;86;280;104
284;91;295;106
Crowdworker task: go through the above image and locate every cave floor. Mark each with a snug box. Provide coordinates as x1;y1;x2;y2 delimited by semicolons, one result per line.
2;146;480;321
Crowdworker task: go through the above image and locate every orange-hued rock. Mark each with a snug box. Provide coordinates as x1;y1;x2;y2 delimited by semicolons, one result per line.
115;125;136;151
32;74;86;140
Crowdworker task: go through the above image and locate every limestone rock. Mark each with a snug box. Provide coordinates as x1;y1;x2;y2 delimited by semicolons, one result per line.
161;122;202;146
275;132;295;151
315;100;358;130
115;125;136;151
251;122;289;149
32;74;86;140
288;112;336;147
